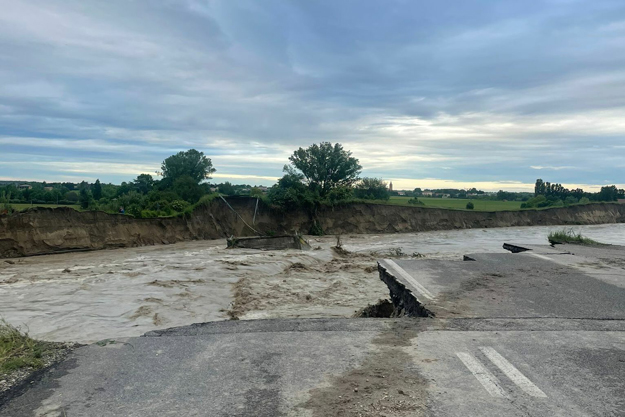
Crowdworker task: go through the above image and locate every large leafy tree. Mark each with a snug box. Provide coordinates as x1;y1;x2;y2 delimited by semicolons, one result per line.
354;178;390;200
133;174;154;194
287;142;362;196
92;179;102;201
161;149;216;184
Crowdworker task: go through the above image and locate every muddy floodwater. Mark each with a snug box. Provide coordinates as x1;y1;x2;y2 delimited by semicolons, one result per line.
1;224;624;343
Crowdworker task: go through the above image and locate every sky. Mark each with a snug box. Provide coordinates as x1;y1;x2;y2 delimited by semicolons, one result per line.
1;0;624;192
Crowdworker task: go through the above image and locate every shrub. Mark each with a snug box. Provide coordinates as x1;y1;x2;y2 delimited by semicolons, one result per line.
354;178;390;201
547;229;602;246
407;197;424;206
170;200;189;212
579;197;591;205
466;201;474;210
309;220;324;236
324;186;354;205
127;204;143;218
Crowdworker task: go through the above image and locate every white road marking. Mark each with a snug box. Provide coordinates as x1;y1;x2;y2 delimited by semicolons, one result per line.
383;259;434;300
480;347;548;398
456;352;508;398
529;253;552;261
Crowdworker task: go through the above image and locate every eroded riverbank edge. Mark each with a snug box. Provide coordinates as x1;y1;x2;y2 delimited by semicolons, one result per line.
2;198;624;258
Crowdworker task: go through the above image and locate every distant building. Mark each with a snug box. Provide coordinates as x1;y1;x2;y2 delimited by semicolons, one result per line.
44;187;54;191
397;191;406;196
422;191;433;197
389;181;393;191
18;184;32;190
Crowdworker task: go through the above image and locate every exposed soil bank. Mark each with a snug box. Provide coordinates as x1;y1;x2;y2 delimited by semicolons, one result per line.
1;198;624;258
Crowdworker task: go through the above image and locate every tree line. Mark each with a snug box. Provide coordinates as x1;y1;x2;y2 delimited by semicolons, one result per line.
522;179;624;208
2;145;622;217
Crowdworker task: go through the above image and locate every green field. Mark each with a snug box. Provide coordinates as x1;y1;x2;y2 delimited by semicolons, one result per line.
11;203;81;212
386;196;523;211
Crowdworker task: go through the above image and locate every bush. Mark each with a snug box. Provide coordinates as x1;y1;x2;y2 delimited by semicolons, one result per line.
170;200;190;212
140;210;160;218
548;229;602;246
324;186;354;205
309;220;324;236
579;197;591;205
354;178;390;201
267;173;318;211
127;204;143;218
466;201;474;210
407;197;424;206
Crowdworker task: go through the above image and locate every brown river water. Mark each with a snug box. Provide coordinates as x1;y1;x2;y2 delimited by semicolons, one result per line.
1;224;624;343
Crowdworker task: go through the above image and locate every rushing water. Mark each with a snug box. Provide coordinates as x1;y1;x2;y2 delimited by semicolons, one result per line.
1;223;623;343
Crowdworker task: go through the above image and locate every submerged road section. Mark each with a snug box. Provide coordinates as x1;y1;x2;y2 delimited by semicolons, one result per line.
2;243;624;416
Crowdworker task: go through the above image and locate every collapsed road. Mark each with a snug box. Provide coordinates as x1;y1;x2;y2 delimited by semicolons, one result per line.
2;242;624;416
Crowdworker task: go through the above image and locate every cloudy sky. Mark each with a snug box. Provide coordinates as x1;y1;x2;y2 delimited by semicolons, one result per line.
1;0;624;191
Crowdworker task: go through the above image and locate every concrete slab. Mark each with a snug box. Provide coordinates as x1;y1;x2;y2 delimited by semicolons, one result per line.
502;243;571;255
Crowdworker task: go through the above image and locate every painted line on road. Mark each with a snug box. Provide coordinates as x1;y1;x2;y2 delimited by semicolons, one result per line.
383;259;434;300
480;347;548;398
529;253;552;261
456;352;507;398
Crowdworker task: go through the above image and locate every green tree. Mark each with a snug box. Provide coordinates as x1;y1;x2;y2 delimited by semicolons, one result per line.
133;174;154;194
172;175;204;202
287;142;361;196
93;179;102;201
354;178;390;200
161;149;216;184
598;185;618;202
79;189;93;209
466;201;474;210
218;182;236;195
267;171;317;210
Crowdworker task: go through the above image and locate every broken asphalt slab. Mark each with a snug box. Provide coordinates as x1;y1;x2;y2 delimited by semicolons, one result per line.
379;244;625;319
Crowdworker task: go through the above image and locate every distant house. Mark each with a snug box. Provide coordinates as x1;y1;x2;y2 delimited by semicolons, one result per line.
397;191;406;196
18;184;32;190
442;194;451;198
422;191;433;197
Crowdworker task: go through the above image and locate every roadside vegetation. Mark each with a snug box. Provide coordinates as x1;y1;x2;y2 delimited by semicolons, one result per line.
1;144;622;220
0;320;58;375
547;229;603;246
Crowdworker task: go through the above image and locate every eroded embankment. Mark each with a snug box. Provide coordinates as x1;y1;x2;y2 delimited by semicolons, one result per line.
1;198;624;258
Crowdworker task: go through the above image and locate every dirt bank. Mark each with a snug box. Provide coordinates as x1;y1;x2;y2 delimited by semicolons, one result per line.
1;198;624;258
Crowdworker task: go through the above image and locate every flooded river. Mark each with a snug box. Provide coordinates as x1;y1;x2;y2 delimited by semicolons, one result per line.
1;224;624;343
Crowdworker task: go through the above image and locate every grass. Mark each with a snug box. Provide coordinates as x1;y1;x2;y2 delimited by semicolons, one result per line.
11;203;81;212
0;320;56;375
547;229;602;246
384;196;523;211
